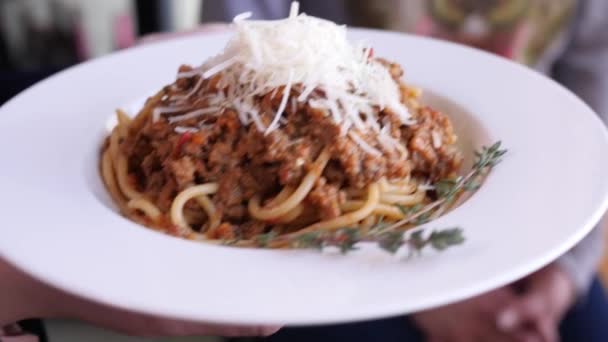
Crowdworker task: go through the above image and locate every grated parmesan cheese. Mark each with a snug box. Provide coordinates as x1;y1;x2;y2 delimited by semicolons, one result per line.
174;126;199;134
175;1;412;136
348;131;382;157
168;107;221;123
153;106;190;122
431;130;443;149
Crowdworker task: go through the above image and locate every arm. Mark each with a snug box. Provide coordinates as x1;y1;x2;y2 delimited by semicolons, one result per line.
0;257;55;328
552;0;608;294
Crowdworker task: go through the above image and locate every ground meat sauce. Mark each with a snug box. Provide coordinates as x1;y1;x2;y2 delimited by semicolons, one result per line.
119;61;462;238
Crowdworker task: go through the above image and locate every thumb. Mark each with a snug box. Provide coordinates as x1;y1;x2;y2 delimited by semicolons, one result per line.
496;294;546;332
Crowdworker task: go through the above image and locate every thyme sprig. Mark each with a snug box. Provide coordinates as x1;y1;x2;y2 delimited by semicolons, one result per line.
235;141;506;255
286;227;465;255
379;141;507;233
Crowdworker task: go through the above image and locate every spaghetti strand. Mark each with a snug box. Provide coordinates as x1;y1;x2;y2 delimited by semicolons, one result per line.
294;183;380;234
115;153;142;200
194;194;221;233
248;148;331;220
128;198;162;220
171;183;219;235
101;149;126;209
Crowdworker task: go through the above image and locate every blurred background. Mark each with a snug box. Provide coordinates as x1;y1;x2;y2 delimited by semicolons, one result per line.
0;0;430;104
0;0;571;104
0;0;205;104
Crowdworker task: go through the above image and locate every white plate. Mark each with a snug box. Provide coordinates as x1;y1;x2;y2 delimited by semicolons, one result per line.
1;29;608;326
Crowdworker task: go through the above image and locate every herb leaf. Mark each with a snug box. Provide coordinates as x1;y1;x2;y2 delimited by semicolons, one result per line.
428;228;465;251
377;231;405;254
255;231;278;247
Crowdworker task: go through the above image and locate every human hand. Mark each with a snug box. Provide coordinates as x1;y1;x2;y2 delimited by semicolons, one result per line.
0;257;280;337
412;286;518;342
497;264;576;342
412;262;576;342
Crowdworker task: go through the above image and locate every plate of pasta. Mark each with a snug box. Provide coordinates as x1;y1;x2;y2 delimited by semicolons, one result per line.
1;4;608;325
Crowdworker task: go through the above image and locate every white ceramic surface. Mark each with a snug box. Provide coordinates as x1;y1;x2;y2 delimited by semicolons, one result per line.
1;29;608;326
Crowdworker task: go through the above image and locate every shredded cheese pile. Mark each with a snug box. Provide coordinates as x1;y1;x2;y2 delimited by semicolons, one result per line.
168;2;412;140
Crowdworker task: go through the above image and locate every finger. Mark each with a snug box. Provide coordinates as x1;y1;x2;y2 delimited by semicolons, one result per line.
497;294;546;332
462;288;517;327
472;324;513;342
534;318;558;342
486;332;518;342
512;330;542;342
509;320;558;342
497;308;520;332
488;289;518;309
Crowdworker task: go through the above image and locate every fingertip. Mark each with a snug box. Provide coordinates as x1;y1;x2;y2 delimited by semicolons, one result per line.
496;308;519;331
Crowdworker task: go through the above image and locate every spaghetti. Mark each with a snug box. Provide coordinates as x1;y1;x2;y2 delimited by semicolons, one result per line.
99;4;463;247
